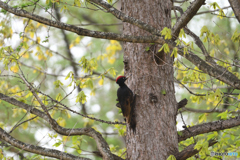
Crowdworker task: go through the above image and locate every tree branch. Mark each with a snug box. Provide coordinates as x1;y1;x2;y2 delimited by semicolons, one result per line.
89;0;160;35
181;107;240;114
175;140;217;160
177;48;240;89
178;115;240;142
2;0;240;91
172;0;206;39
0;127;90;160
0;1;163;44
172;4;217;66
55;7;88;115
0;93;120;160
183;27;217;66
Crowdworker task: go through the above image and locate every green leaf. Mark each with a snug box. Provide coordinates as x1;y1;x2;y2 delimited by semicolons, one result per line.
177;131;183;136
77;149;82;154
74;0;81;7
76;91;87;104
65;71;73;80
194;139;208;151
158;43;170;53
207;133;216;140
198;113;207;123
107;0;112;3
53;134;58;138
200;26;209;37
183;47;188;55
53;140;62;147
217;110;228;120
54;80;63;88
108;67;117;77
160;27;172;39
145;46;150;51
76;80;82;87
231;29;240;42
84;79;93;89
161;89;166;95
170;47;178;58
238;94;240;100
164;44;170;53
179;28;186;38
56;93;62;101
167;155;176;160
214;88;222;99
217;9;226;19
30;154;41;160
209;2;220;9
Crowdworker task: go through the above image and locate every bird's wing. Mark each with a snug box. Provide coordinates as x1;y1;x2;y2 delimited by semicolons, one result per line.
121;90;133;123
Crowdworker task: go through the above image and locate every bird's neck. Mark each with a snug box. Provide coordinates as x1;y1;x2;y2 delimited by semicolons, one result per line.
119;83;127;87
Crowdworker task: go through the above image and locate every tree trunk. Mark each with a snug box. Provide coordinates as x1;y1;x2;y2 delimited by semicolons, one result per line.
121;0;178;159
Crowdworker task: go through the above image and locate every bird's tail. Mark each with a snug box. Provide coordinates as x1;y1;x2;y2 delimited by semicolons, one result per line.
129;94;136;133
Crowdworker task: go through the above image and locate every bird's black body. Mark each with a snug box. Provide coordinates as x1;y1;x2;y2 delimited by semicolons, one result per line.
116;76;136;132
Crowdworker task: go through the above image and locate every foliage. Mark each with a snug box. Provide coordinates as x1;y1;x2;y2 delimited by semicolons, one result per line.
0;0;239;159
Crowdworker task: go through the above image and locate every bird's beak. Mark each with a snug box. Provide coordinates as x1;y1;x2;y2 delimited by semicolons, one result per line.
125;76;129;80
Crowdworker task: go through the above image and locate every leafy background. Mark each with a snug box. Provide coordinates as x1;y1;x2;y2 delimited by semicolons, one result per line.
0;0;239;159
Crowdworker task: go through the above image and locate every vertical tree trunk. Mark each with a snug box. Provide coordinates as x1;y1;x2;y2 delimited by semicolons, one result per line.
121;0;178;159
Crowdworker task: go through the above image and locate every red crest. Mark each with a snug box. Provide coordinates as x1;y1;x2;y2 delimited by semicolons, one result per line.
116;76;126;83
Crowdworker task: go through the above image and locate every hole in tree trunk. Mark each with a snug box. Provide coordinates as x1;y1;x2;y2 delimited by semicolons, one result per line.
154;50;166;65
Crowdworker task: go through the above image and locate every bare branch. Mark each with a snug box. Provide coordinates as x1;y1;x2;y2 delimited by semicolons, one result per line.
19;74;55;125
172;0;206;39
0;93;119;160
89;0;160;35
3;0;240;90
196;6;231;16
2;0;240;95
181;107;240;114
178;115;240;142
0;1;163;44
55;7;88;115
183;27;217;66
177;48;240;89
0;127;90;160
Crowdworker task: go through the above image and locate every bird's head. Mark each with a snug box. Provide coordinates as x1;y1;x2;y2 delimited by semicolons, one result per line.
116;76;127;85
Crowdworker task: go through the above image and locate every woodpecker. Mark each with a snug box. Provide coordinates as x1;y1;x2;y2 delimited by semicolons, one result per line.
116;76;136;132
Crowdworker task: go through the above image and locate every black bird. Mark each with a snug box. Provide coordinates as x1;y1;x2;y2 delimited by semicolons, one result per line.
116;76;136;132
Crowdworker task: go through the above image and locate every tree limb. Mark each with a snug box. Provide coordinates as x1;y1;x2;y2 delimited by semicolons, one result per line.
0;1;163;44
1;0;240;90
172;0;206;39
89;0;160;35
181;107;240;114
0;93;120;160
178;115;240;142
0;128;90;160
175;140;217;160
177;48;240;89
172;5;217;66
55;7;88;115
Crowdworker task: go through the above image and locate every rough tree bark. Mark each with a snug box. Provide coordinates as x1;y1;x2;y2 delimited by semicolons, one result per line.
121;0;178;159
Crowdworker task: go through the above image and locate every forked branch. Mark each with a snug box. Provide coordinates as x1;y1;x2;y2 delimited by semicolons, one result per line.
178;115;240;142
0;127;89;160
